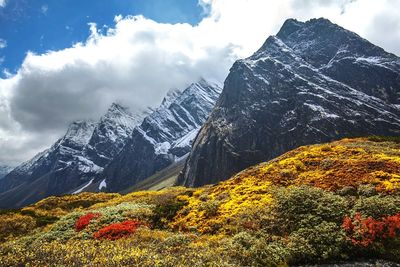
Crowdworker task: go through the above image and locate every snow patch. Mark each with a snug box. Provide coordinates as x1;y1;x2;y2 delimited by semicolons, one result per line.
98;179;107;190
72;179;94;194
304;103;340;119
356;57;383;64
172;128;199;149
155;141;171;155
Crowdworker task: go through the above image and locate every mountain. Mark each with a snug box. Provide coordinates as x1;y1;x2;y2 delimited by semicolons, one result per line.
0;165;14;180
0;103;147;208
179;18;400;187
103;79;222;192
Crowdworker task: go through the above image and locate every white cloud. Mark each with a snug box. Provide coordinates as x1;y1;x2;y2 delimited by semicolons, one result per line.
41;5;48;15
0;0;6;8
0;0;399;164
0;39;6;49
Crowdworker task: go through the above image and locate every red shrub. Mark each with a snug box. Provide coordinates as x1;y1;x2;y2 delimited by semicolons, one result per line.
75;213;101;232
343;212;400;247
93;220;142;240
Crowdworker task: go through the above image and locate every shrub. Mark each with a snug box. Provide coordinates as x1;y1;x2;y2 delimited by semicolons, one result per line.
198;200;220;217
368;136;400;143
288;221;346;263
93;220;143;240
353;195;400;218
272;186;348;233
162;233;194;248
357;184;377;197
343;212;400;247
0;213;36;241
75;212;101;232
151;198;187;229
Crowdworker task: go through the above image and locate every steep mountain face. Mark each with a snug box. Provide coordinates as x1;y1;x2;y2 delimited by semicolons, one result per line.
0;165;14;180
179;18;400;187
103;79;222;192
0;104;145;208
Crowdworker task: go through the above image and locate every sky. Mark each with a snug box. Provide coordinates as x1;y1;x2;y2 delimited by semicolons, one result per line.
0;0;400;165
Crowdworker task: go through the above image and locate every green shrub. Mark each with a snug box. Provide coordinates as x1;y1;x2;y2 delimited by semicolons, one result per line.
272;186;349;233
151;199;187;229
288;222;346;263
353;195;400;218
198;200;220;217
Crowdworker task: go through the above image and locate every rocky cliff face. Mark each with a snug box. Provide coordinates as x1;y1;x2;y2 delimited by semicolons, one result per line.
179;18;400;187
0;104;146;208
103;79;222;192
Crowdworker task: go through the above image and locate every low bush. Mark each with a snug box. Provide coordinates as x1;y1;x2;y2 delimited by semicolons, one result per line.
75;212;101;232
93;220;143;240
343;212;400;247
0;213;36;241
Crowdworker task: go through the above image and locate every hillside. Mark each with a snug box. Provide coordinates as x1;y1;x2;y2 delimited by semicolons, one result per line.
0;137;399;266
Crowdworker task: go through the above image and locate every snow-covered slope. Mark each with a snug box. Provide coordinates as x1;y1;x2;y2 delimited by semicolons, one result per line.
0;103;147;208
103;79;222;192
179;18;400;187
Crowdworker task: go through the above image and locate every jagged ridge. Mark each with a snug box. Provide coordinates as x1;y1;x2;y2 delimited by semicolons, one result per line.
0;103;147;208
103;79;222;192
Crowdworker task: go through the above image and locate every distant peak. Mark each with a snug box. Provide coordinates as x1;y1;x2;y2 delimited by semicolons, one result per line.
65;120;96;135
69;120;95;127
108;102;128;113
194;78;222;90
277;17;338;40
196;77;210;86
276;18;304;39
307;17;334;25
63;120;96;146
160;88;181;108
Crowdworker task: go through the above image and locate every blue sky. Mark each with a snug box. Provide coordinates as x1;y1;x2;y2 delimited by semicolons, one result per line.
0;0;204;76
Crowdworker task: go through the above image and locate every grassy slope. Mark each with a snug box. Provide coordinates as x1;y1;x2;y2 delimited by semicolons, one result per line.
119;156;186;194
1;137;399;266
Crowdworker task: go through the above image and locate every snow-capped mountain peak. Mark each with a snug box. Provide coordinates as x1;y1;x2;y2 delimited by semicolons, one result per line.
179;18;400;187
102;79;222;192
62;120;96;149
0;102;149;207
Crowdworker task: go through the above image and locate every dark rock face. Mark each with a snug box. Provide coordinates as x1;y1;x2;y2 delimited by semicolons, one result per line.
0;104;145;208
0;165;14;180
103;79;221;192
179;18;400;187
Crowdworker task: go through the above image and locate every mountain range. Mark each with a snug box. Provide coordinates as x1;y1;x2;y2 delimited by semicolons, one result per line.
103;79;221;192
0;79;221;208
0;103;148;207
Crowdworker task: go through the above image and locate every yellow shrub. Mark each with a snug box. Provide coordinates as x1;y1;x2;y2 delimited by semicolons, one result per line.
0;213;36;241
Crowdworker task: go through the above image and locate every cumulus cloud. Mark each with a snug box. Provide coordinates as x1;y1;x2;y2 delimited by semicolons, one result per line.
0;39;6;49
0;0;399;164
0;0;6;8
